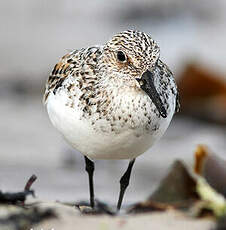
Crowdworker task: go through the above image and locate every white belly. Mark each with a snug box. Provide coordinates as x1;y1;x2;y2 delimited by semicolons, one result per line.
46;92;174;160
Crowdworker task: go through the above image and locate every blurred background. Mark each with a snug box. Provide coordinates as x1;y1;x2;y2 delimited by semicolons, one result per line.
0;0;226;206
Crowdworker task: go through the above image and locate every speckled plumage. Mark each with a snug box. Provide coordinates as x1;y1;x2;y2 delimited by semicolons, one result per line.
44;30;179;160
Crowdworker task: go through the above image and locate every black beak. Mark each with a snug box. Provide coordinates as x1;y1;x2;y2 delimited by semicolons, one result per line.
137;70;167;118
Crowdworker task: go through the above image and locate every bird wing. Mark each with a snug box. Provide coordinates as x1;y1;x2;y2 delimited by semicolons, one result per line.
43;50;80;104
43;47;102;104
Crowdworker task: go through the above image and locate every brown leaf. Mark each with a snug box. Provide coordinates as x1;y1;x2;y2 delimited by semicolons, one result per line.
194;145;226;198
177;63;226;123
128;200;173;214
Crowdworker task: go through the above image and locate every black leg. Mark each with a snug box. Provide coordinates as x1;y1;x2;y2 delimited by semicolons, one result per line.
117;158;136;211
84;156;95;209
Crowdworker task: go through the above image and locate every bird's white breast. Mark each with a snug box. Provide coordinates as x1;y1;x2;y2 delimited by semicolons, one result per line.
46;88;175;160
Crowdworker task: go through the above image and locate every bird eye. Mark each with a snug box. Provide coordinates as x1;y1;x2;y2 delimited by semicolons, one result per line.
117;51;126;62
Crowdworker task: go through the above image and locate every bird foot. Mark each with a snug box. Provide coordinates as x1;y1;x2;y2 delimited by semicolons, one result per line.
75;200;115;215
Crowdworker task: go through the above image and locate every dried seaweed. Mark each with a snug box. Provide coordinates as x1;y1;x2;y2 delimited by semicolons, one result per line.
0;190;33;204
0;207;56;230
128;200;172;214
0;174;37;205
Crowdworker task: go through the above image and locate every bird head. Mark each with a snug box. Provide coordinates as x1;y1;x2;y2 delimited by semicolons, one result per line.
101;30;167;118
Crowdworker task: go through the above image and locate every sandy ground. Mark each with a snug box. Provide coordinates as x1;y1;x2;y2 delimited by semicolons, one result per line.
0;201;215;230
37;202;215;230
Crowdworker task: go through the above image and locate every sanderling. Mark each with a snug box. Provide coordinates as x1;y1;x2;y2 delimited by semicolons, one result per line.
43;30;179;211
